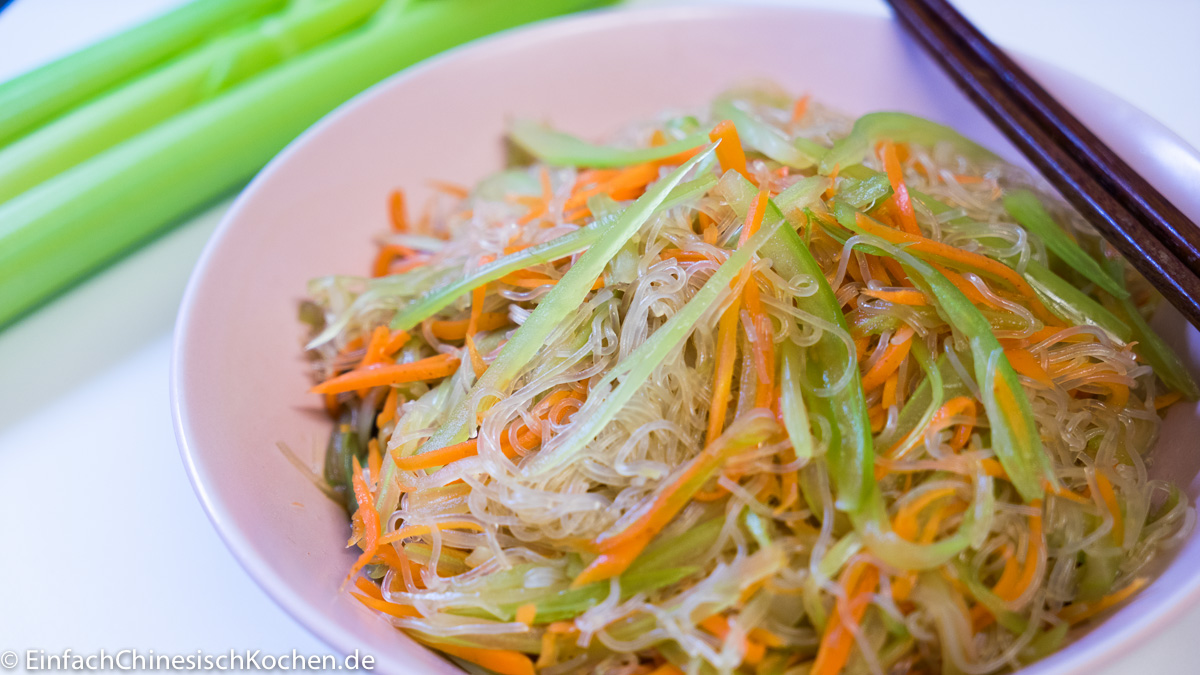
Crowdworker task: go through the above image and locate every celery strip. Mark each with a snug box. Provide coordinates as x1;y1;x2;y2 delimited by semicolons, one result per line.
385;148;715;493
0;0;286;146
1003;190;1127;298
819;112;997;175
509;118;707;168
521;198;783;476
0;0;385;202
0;0;615;328
1024;260;1132;342
779;343;815;461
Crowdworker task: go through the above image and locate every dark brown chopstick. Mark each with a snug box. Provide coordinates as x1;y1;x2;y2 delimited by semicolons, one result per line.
911;0;1200;275
885;0;1200;330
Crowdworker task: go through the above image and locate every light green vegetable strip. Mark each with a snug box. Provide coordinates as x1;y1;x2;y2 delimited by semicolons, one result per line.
396;148;715;477
1003;190;1128;298
0;0;385;202
509;118;708;168
839;219;1052;502
0;0;286;146
521;201;783;476
779;343;815;461
1100;257;1200;399
712;98;817;169
878;340;943;456
0;0;615;329
1024;260;1132;342
719;172;874;513
853;486;973;570
819;111;997;175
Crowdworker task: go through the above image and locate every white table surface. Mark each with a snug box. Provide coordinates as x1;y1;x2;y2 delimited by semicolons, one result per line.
0;0;1197;672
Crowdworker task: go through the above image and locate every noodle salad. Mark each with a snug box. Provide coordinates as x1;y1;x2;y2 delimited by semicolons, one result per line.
296;85;1196;675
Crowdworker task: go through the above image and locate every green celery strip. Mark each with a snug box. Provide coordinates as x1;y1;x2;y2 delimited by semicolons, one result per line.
819;112;997;175
779;343;815;461
0;0;286;146
719;172;875;513
837;218;1052;502
1023;261;1132;342
0;0;385;202
1003;189;1127;298
509;118;707;168
878;340;943;456
521;197;783;476
0;0;615;329
380;147;715;502
712;98;817;169
1100;258;1200;399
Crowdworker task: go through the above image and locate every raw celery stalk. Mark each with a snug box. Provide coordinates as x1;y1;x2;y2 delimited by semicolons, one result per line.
0;0;614;329
0;0;286;146
819;112;996;176
0;0;385;202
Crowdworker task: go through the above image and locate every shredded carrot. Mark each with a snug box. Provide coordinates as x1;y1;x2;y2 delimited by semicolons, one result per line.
1095;470;1124;546
994;500;1042;603
465;283;488;377
861;325;914;392
860;287;927;306
933;396;977;452
646;665;684;675
740;190;774;408
707;192;767;443
1155;391;1183;410
312;353;460;395
1059;578;1148;625
431;644;535;675
1003;348;1054;387
893;486;960;541
824;163;840;200
429;179;470;199
514;603;538;626
378;520;486;547
389;189;408;232
563;163;659;213
344;456;381;585
882;373;899;409
811;560;879;675
352;592;421;619
709;120;750;179
367;438;382;489
429;312;510;340
649;130;667;147
854;213;1054;323
790;94;810;124
371;244;416;278
376;387;400;427
879;141;920;234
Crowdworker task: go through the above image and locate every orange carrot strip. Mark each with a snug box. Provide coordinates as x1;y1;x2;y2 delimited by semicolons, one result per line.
812;560;879;675
1059;578;1148;625
860;325;914;392
790;94;811;124
429;312;510;341
1003;348;1054;387
352;592;421;619
514;603;538;626
466;283;488;377
389;189;408;232
893;486;960;541
430;180;470;199
860;287;927;306
372;244;416;278
564;163;659;212
1095;471;1124;546
376;387;400;428
432;644;535;675
1155;391;1183;410
709;120;750;179
312;353;460;395
994;500;1042;603
345;456;381;584
882;373;899;409
879;141;920;234
824;163;840;201
740;191;775;408
377;520;486;547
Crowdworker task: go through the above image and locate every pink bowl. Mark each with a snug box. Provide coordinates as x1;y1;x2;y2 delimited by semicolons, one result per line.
171;6;1200;674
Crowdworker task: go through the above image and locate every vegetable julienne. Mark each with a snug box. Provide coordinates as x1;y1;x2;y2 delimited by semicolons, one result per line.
297;85;1196;675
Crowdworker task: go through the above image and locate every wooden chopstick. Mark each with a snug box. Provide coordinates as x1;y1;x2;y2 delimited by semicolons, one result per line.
910;0;1200;276
886;0;1200;330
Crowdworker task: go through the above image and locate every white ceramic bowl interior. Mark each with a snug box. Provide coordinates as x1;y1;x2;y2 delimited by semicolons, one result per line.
172;6;1200;674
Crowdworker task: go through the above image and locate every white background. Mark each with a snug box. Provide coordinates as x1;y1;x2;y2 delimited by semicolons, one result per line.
0;0;1197;672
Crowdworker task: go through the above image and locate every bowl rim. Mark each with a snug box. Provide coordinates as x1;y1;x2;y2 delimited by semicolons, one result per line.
171;4;1200;674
